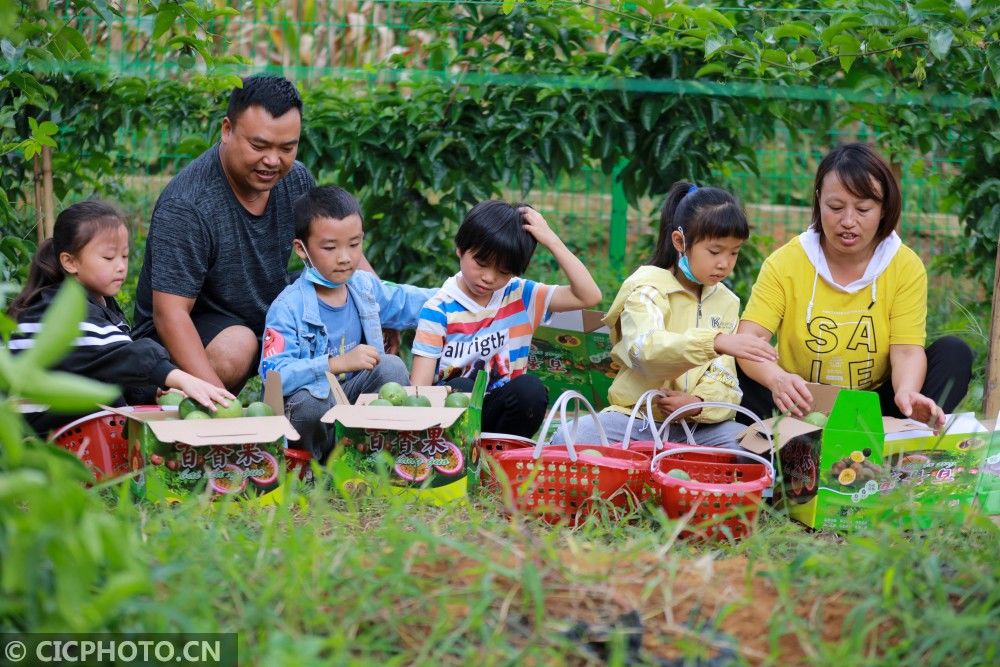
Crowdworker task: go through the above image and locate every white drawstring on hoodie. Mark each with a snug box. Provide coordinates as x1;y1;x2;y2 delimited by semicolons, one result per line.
800;229;901;325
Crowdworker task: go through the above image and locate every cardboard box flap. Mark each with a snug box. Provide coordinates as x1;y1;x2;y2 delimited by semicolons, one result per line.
740;417;819;454
262;371;285;414
581;310;607;333
806;382;843;413
323;405;467;430
145;415;298;445
883;412;987;441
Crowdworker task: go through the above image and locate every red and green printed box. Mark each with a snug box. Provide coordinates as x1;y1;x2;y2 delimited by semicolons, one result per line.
530;309;613;409
321;370;487;504
741;383;995;531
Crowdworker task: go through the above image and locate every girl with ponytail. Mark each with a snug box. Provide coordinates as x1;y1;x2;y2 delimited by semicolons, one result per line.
554;181;776;448
8;200;235;435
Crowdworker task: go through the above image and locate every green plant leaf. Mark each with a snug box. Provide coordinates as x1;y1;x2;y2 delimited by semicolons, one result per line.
704;34;725;58
15;369;119;412
929;29;954;59
17;280;87;371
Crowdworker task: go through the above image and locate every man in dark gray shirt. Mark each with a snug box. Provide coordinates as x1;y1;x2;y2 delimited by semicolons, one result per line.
134;76;321;392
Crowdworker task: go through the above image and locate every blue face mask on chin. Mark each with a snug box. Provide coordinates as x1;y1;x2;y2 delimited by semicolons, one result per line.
678;254;702;285
299;245;345;289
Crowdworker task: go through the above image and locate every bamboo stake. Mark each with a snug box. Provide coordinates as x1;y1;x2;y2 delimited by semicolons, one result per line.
984;238;1000;419
33;154;45;244
41;146;55;239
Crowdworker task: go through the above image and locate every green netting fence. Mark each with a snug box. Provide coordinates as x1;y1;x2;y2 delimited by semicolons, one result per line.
20;1;981;312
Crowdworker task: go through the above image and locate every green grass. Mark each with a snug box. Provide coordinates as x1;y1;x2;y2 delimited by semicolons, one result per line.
93;478;1000;665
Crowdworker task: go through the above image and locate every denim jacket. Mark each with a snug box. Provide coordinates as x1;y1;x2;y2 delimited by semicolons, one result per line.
260;271;437;399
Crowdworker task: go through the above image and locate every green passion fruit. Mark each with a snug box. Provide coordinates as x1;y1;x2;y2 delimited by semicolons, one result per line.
378;382;408;406
665;468;692;481
403;394;433;407
244;401;274;417
178;397;208;419
368;398;394;407
183;410;211;420
213;399;245;419
157;391;185;407
444;392;471;408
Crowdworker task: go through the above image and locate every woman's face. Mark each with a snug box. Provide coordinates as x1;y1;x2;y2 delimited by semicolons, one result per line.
817;171;883;260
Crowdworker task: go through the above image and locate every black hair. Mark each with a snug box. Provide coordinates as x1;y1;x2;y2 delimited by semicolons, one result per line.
455;200;537;276
226;75;303;126
293;186;363;242
811;143;901;244
8;200;126;319
650;181;749;270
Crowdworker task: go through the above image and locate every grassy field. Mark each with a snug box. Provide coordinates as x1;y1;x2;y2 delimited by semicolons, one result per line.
98;477;1000;665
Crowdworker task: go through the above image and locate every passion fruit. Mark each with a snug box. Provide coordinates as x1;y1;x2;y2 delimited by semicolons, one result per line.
157;391;185;407
208;464;247;495
838;468;857;485
244;401;274;417
432;441;465;476
249;451;280;487
394;451;431;482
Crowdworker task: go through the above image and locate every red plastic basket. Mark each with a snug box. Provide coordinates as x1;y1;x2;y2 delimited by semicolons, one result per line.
617;390;745;503
650;446;774;541
478;432;535;488
283;447;315;484
493;391;650;525
50;405;164;481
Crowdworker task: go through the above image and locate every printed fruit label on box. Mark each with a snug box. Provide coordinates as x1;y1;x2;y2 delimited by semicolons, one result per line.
127;419;287;502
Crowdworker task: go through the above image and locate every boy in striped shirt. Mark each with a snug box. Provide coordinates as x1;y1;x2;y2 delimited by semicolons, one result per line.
411;200;601;438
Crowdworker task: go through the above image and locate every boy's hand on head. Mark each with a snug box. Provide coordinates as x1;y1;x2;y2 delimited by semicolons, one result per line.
519;206;559;248
714;333;778;363
330;344;380;374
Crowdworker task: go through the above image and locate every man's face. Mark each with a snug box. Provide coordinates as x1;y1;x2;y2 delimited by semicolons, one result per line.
220;105;301;196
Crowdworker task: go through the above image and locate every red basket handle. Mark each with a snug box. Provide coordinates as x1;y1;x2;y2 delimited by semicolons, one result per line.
658;401;776;495
650;446;775;482
535;390;608;462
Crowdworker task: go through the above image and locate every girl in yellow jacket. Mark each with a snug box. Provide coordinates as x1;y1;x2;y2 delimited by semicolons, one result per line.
554;181;777;448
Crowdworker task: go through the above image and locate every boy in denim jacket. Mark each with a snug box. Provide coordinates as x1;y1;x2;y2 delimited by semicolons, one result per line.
260;186;436;461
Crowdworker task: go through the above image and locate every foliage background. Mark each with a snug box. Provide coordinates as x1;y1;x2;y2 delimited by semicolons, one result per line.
1;1;999;660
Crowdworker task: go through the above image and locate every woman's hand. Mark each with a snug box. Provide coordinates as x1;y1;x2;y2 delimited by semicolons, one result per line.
768;370;813;417
895;389;945;428
654;390;701;417
714;333;778;363
166;370;236;412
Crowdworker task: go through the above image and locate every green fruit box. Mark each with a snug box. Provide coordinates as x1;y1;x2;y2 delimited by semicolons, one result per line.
740;383;997;532
106;374;299;503
320;370;487;504
530;309;613;409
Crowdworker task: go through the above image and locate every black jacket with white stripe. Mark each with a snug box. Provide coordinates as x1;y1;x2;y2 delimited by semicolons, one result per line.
10;284;177;435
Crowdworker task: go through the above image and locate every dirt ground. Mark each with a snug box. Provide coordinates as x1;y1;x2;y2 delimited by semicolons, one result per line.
402;536;862;665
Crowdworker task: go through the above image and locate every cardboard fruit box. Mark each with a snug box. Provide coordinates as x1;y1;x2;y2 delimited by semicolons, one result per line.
529;309;614;409
320;370;487;503
109;374;299;503
740;383;995;532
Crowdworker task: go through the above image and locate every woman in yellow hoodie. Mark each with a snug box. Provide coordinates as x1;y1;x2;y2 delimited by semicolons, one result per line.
737;144;972;426
554;181;777;448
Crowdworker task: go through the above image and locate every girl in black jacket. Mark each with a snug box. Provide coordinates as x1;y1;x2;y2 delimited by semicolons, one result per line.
8;200;235;435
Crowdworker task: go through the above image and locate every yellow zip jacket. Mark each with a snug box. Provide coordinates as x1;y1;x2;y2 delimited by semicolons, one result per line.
603;265;742;424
